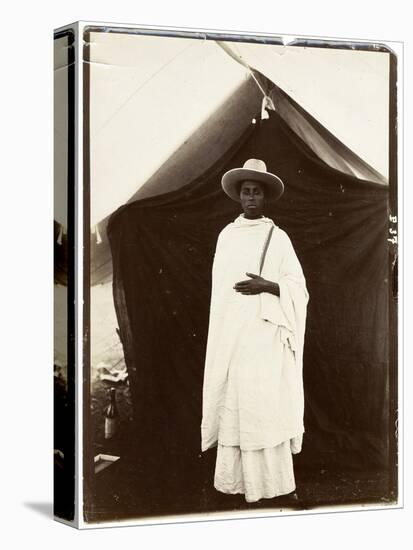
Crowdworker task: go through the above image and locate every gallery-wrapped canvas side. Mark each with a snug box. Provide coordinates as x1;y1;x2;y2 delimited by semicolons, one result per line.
54;27;76;524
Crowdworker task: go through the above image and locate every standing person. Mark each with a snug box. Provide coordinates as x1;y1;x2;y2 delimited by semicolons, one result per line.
201;158;309;504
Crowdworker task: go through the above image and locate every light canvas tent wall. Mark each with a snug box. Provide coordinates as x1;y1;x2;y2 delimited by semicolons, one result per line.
78;32;392;384
55;32;390;232
54;32;392;370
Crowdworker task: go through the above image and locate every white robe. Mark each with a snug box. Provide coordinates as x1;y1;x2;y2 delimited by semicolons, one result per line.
201;214;309;456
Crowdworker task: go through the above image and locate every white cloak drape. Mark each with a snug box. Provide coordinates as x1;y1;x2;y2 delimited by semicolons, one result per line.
201;214;309;453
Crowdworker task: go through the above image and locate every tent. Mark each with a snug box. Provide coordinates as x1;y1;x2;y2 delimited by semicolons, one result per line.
54;29;397;512
83;34;390;286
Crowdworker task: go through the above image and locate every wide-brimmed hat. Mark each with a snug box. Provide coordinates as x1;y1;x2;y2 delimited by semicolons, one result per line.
221;158;284;202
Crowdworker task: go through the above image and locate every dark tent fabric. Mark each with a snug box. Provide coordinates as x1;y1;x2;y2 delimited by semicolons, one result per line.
107;110;391;496
88;75;388;289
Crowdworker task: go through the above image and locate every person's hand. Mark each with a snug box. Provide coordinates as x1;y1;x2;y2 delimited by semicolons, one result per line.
233;272;268;295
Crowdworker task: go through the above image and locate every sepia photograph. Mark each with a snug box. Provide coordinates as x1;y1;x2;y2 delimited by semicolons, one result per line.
54;23;399;526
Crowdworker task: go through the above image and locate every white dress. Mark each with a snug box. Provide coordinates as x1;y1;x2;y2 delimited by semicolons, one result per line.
201;215;308;503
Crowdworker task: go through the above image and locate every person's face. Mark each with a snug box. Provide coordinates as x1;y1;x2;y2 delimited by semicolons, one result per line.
239;180;265;218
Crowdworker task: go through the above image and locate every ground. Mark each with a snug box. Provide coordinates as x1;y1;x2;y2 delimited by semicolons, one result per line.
86;378;396;523
85;453;394;523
